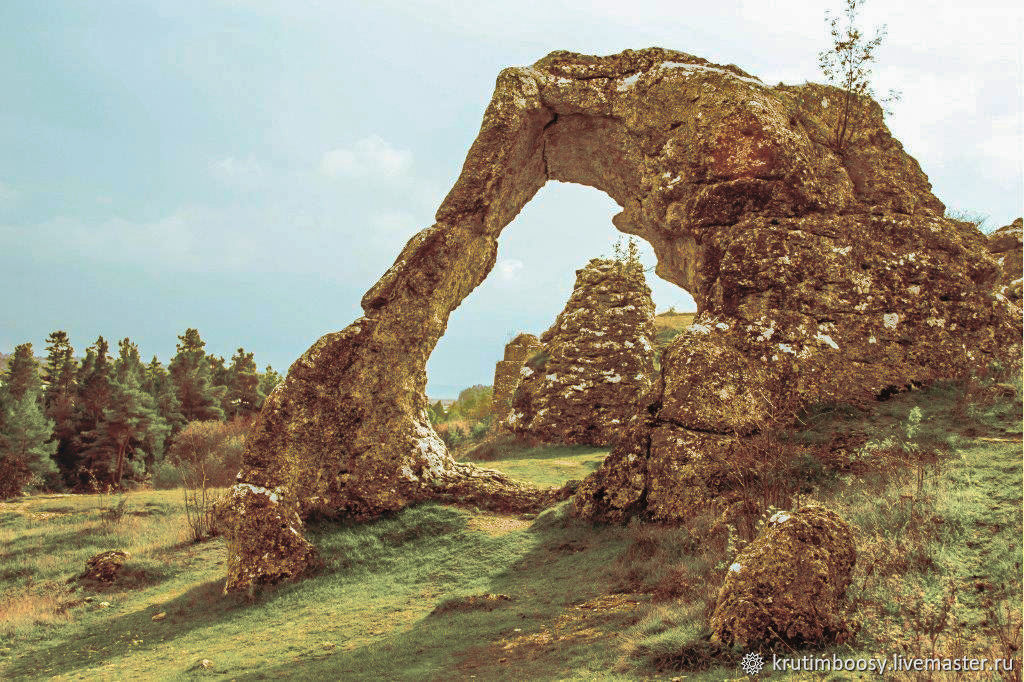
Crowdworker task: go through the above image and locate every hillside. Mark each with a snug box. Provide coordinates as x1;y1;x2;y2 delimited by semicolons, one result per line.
653;309;696;331
652;309;696;350
1;376;1019;680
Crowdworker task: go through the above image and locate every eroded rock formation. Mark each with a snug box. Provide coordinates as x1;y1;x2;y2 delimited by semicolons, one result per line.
505;258;655;445
219;48;1022;591
491;333;543;425
987;217;1022;301
710;506;856;647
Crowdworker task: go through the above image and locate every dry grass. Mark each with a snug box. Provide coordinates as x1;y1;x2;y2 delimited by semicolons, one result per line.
653;311;697;331
0;583;75;637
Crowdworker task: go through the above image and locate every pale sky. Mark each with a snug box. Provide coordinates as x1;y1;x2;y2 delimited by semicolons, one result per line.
1;1;1021;397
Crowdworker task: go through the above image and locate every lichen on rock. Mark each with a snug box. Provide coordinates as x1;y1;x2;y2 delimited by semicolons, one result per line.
709;506;856;647
215;484;317;593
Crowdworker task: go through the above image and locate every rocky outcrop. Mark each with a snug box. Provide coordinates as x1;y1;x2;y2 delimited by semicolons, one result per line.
219;48;1022;592
491;333;543;425
215;485;317;593
505;258;655;445
987;217;1022;300
79;550;128;583
710;507;856;647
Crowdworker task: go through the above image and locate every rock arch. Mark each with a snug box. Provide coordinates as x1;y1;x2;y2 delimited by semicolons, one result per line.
217;48;1021;592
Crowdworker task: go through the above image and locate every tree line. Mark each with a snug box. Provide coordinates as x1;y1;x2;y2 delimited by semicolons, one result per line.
0;329;282;498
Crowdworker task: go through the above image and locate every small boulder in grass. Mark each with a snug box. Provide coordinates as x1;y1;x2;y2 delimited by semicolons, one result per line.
80;550;129;583
709;506;856;648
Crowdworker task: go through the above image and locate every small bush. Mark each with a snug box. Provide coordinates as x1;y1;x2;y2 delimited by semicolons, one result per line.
99;494;132;525
149;459;182;490
167;419;248;488
167;418;250;541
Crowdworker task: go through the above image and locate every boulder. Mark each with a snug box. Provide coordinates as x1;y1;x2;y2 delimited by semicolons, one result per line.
491;333;543;425
80;550;129;583
986;217;1022;300
215;484;317;593
219;48;1022;591
505;258;656;445
709;506;856;647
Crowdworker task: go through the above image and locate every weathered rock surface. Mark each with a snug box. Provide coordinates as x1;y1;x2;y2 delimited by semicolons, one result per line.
505;258;655;445
491;333;543;425
987;217;1022;301
709;506;856;647
220;48;1022;591
79;550;129;583
215;484;317;593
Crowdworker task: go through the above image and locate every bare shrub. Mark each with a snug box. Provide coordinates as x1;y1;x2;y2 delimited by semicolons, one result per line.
167;419;249;541
944;208;989;232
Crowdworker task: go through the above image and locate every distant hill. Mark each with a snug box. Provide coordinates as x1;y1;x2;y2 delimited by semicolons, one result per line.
653;309;697;350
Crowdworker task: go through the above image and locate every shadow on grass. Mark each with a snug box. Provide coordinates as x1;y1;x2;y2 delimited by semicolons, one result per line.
232;505;640;681
8;501;638;680
3;577;255;679
1;527;107;561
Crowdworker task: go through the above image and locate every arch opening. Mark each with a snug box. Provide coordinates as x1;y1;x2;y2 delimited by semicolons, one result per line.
425;180;694;404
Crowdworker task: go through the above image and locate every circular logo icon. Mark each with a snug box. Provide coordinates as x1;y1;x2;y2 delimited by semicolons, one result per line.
740;651;765;676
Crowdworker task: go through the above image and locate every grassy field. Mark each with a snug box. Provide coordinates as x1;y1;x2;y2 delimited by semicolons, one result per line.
468;442;609;487
652;311;696;332
0;378;1020;680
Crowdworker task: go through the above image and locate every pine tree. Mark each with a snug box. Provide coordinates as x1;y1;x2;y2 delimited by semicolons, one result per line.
207;354;231;413
113;337;145;384
226;347;261;419
43;331;79;485
73;337;116;487
3;343;42;401
169;329;225;423
427;400;446;425
143;356;185;435
257;364;282;408
113;339;171;470
78;339;170;486
75;338;113;430
0;344;57;498
42;331;75;396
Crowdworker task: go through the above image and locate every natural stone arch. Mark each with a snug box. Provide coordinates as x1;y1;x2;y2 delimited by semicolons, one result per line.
217;48;1021;592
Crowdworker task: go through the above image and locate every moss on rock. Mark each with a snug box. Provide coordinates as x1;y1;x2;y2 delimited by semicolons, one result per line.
709;506;856;648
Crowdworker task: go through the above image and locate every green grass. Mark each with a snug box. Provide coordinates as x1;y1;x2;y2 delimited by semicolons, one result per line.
623;375;1023;678
0;497;645;680
473;442;609;487
1;377;1020;680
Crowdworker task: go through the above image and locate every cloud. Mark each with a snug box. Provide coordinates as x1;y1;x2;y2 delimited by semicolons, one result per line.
320;135;413;179
369;209;418;233
209;156;268;190
0;181;18;208
495;258;524;281
978;113;1023;176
